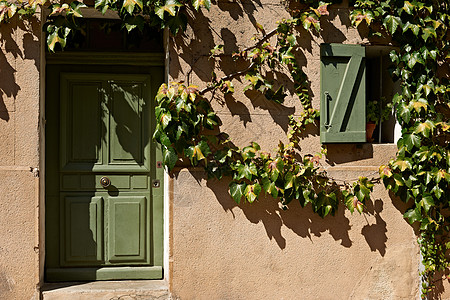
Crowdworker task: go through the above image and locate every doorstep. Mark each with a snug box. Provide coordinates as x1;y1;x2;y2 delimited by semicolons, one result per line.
41;280;170;300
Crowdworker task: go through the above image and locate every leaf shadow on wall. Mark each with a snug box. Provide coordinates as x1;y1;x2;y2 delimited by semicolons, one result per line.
0;47;20;122
361;199;387;256
0;15;40;122
205;176;352;250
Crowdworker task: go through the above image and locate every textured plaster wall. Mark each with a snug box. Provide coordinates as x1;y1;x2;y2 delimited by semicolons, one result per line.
168;1;423;299
0;13;41;300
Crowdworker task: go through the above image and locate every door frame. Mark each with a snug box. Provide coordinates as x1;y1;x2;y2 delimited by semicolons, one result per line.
43;51;167;282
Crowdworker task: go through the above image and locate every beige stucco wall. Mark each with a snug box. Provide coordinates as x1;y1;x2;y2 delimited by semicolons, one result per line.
168;1;423;299
0;1;447;299
0;14;41;300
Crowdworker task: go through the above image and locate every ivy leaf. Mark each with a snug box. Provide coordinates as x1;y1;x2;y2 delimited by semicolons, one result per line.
414;120;435;138
229;182;246;204
409;98;428;113
47;27;70;52
155;0;182;19
284;172;295;189
160;112;172;129
393;159;412;171
163;146;178;170
421;26;436;42
244;183;261;203
383;15;401;35
166;14;188;36
190;140;211;161
122;0;143;15
432;186;443;199
286;34;296;46
402;1;414;15
68;1;87;17
192;0;211;11
397;103;411;123
420;194;435;213
236;162;257;181
403;133;421;152
123;15;145;32
404;208;422;224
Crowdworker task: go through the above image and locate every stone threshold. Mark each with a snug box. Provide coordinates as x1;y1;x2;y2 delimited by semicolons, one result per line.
41;280;170;300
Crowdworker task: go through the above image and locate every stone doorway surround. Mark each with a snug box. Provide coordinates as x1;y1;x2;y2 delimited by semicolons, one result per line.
39;7;172;298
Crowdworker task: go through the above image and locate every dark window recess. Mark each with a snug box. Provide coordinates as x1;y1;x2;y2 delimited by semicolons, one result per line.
366;47;399;144
47;19;163;52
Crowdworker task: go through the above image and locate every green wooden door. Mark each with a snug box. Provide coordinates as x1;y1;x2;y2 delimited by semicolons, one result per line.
45;63;164;281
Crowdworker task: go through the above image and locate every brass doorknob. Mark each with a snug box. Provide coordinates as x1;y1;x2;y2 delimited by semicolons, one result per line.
100;176;111;188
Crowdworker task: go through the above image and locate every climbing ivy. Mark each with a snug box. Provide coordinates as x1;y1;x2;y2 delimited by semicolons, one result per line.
0;0;449;298
349;0;449;297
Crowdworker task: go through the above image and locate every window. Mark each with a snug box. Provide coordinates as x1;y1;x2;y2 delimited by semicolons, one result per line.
320;43;399;144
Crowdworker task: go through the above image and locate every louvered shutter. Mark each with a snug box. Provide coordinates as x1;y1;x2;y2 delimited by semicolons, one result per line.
320;44;366;143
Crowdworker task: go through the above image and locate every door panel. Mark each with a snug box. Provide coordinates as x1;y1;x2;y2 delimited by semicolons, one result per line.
109;81;144;164
62;196;104;266
46;63;164;281
108;196;148;263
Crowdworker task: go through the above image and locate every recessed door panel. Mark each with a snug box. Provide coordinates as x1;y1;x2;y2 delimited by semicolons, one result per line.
62;196;103;266
108;196;148;263
109;81;144;165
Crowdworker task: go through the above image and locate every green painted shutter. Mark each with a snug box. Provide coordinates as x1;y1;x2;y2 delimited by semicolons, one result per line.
320;44;366;143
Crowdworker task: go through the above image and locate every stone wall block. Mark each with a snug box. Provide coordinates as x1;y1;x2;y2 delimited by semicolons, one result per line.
217;114;290;151
14;55;41;167
0;113;15;166
0;170;38;300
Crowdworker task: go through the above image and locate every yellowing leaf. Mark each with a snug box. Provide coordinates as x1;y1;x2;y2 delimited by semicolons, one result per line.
414;120;435;138
410;98;428;113
393;160;412;171
379;165;392;177
122;0;143;15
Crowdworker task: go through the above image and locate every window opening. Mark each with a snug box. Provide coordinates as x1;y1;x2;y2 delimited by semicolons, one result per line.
366;46;400;144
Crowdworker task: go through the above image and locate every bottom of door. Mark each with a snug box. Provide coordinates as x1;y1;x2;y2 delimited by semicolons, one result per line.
46;266;163;282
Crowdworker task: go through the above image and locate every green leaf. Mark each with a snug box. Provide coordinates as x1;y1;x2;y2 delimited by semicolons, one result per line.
284;172;295;189
69;1;87;17
404;208;422;224
155;0;182;19
383;15;401;35
123;15;145;32
122;0;143;15
397;103;411;123
163;146;178;170
421;26;436;42
403;133;421;152
229;182;246;204
402;1;414;15
244;183;261;203
192;0;211;11
160;112;172;129
393;159;412;171
236;162;257;181
286;34;296;46
420;194;435;213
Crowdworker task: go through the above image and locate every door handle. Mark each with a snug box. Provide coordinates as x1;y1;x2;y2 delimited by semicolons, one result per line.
100;176;111;188
324;91;331;129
